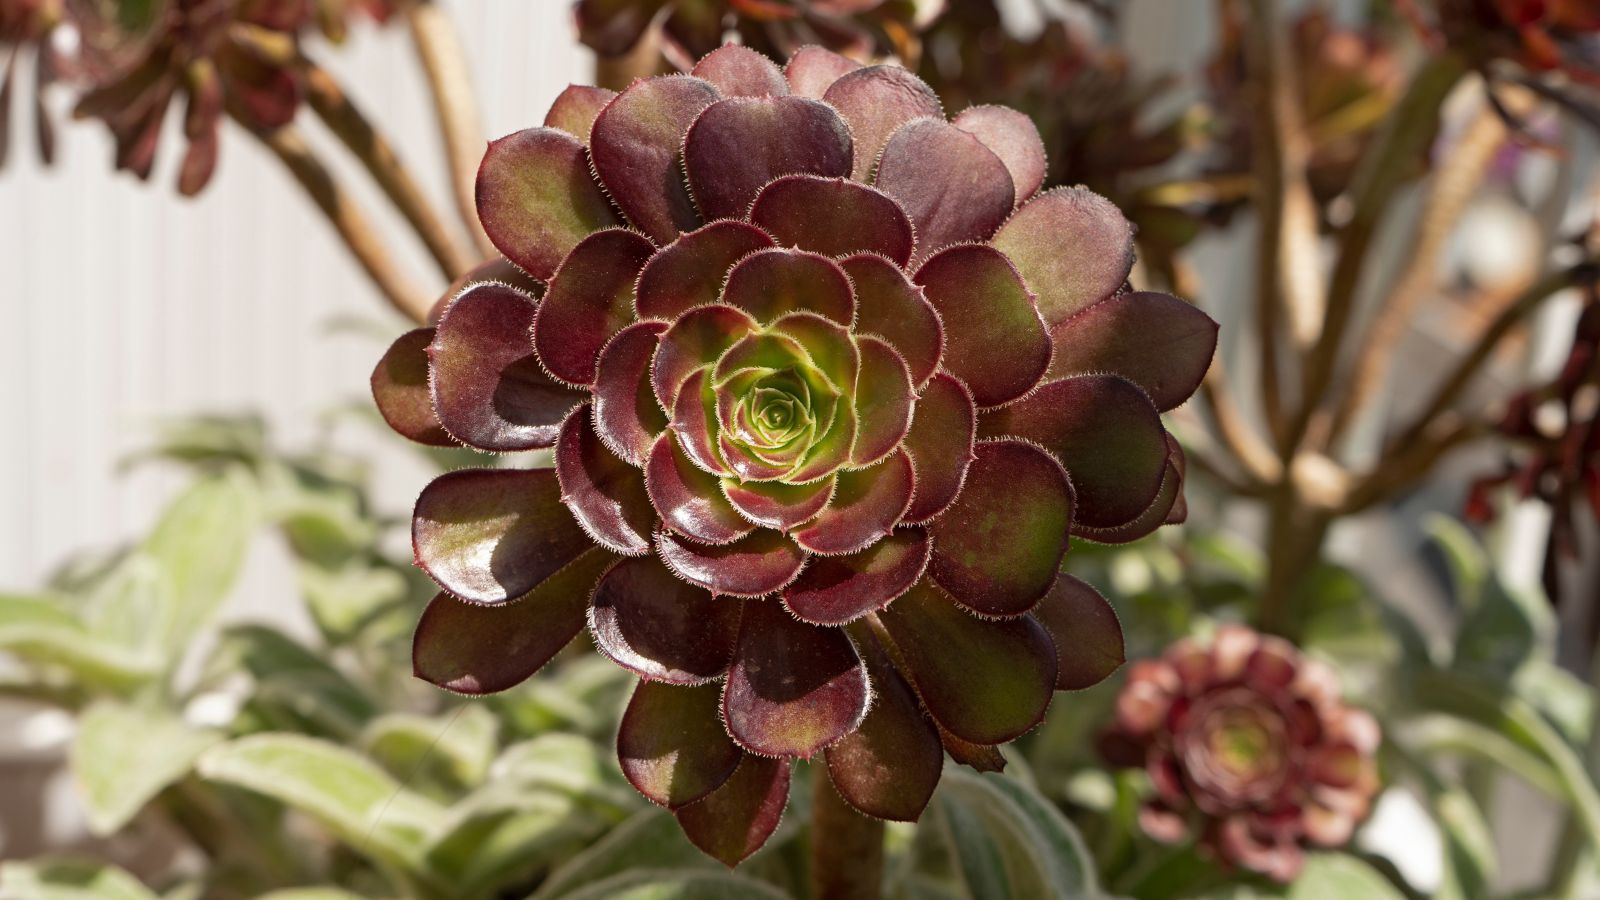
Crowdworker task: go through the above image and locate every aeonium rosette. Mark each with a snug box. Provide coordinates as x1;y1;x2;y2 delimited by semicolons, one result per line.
372;43;1218;865
1100;627;1382;882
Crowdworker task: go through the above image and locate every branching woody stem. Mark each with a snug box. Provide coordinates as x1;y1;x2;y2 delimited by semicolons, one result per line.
303;62;475;281
407;0;495;257
1244;0;1325;437
240;116;434;325
1283;54;1470;456
1325;90;1517;444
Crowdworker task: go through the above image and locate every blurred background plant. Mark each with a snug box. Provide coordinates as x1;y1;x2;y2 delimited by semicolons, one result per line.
5;0;1600;898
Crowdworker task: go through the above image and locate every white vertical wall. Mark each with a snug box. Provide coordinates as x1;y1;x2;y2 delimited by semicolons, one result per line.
0;3;589;612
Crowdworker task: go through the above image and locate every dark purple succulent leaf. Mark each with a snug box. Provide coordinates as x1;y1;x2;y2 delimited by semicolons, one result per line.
1032;575;1125;690
990;186;1136;328
877;579;1057;744
900;372;977;524
720;247;855;325
840;253;944;389
371;328;453;447
683;95;853;221
929;440;1073;616
821;65;943;181
544;84;618;142
636;220;775;321
914;244;1050;408
656;527;808;597
412;468;593;604
851;336;915;467
476;127;620;280
533;228;656;385
554;404;656;556
590;554;742;684
593;321;671;467
952;105;1047;203
793;451;916;556
723;598;870;757
430;283;585;451
653;304;760;415
1047;292;1218;412
978;374;1168;529
877;119;1014;265
937;724;1007;773
676;754;791;868
412;548;614;694
824;628;943;821
723;476;837;531
619;680;743;809
784;527;930;626
646;432;755;544
749;175;915;265
783;45;863;99
589;74;720;244
691;44;789;98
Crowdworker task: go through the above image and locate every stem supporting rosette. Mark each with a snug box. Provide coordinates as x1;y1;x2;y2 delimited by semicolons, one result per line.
372;42;1218;866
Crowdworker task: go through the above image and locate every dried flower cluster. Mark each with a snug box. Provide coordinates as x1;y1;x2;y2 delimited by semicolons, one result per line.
1101;627;1381;882
372;42;1216;864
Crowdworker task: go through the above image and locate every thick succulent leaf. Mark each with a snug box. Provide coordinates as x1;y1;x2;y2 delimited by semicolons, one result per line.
656;528;808;597
544;84;618;142
371;328;452;446
534;228;656;385
476;127;620;280
821;65;943;181
901;372;977;523
412;468;592;604
413;548;614;694
636;221;775;320
877;580;1057;744
670;368;735;478
929;440;1073;617
787;403;858;484
653;304;760;414
1047;292;1218;412
720;247;854;325
1073;445;1182;544
785;45;863;98
784;527;930;625
851;336;915;466
877;119;1014;264
952;105;1047;203
590;75;720;244
990;187;1136;328
723;476;836;531
430;283;584;451
619;681;742;809
691;44;789;98
841;254;944;389
646;433;754;544
555;405;656;556
589;555;742;684
939;725;1008;772
978;375;1168;529
824;631;942;821
594;321;671;466
749;175;915;265
683;96;853;221
1031;575;1124;690
914;245;1049;408
675;754;791;868
794;451;915;555
723;598;870;757
769;311;859;394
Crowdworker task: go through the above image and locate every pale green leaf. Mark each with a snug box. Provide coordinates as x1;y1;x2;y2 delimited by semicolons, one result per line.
530;808;714;899
196;734;442;873
140;467;259;655
0;594;158;690
0;858;158;900
936;768;1097;900
254;890;369;900
71;701;221;835
1284;853;1406;899
361;705;499;792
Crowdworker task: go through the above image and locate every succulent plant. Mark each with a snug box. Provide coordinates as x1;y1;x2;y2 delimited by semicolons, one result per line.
1100;627;1381;882
373;42;1217;865
72;0;309;195
574;0;927;70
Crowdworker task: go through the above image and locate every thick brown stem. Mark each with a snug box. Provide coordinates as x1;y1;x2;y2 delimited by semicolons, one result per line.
1244;0;1324;447
240;118;434;324
1282;54;1470;456
594;24;672;91
1326;88;1524;444
303;62;475;280
407;0;494;256
810;774;885;900
1257;489;1330;639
